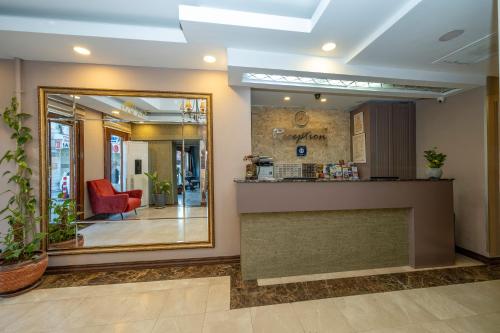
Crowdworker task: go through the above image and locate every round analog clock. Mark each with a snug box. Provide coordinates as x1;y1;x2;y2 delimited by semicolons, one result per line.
294;111;309;127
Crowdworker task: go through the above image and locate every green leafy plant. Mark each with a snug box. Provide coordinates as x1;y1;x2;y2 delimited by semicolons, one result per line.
0;97;44;264
48;193;78;244
144;171;171;195
424;147;447;168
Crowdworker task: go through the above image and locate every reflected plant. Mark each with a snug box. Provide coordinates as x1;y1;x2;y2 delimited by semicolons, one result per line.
0;97;44;263
144;171;171;195
48;193;78;244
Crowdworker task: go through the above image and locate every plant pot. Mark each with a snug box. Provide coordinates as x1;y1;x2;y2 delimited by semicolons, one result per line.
426;167;443;179
50;234;84;250
153;193;167;207
0;252;48;295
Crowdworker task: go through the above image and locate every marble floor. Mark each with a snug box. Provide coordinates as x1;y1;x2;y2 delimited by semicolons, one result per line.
258;254;483;286
1;276;500;332
72;206;210;247
78;217;209;247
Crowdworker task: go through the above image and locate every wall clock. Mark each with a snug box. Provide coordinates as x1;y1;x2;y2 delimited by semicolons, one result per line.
294;111;309;127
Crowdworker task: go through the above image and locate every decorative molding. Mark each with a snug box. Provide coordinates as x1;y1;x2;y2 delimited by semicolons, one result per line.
455;246;500;265
45;255;240;274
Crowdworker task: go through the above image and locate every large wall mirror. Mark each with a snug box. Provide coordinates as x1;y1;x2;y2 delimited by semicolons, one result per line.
38;88;214;254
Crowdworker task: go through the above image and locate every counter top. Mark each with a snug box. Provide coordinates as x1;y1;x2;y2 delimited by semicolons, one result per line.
234;178;454;183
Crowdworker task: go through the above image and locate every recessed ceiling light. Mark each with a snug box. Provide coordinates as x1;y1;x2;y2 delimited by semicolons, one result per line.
321;42;336;52
112;110;120;115
439;29;464;42
320;98;327;102
73;46;91;56
203;55;216;63
284;96;291;101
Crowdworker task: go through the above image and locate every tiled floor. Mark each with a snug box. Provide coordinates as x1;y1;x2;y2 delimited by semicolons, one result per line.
1;277;500;332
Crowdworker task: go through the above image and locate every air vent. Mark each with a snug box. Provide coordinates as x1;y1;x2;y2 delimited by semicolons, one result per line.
433;33;498;65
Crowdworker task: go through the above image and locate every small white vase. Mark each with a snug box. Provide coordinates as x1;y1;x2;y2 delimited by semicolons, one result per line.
426;167;443;179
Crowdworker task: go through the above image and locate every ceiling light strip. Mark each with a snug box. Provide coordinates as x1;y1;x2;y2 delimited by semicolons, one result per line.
242;73;457;94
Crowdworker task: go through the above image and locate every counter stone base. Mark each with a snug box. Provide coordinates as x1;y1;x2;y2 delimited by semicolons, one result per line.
241;209;410;280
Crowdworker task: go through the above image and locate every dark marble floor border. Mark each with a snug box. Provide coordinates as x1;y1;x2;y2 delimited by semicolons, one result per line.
38;263;500;309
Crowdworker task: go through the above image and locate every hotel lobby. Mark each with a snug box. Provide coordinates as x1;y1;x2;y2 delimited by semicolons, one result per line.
0;0;499;332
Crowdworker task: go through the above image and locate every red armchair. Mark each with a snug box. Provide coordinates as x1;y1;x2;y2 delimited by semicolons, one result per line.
87;179;142;219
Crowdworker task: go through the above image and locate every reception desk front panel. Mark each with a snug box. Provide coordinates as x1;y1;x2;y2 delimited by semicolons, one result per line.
235;180;455;280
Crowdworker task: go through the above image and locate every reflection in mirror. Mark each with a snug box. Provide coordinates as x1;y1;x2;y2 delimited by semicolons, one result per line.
44;92;211;251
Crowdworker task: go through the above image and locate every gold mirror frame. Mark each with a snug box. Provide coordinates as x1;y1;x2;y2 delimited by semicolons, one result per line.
38;87;214;255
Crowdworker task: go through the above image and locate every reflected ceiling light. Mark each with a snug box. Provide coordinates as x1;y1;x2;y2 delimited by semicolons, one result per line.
320;98;327;102
203;55;216;63
69;95;80;99
73;46;91;55
284;96;291;101
321;42;336;52
439;29;464;42
111;110;120;115
138;121;144;124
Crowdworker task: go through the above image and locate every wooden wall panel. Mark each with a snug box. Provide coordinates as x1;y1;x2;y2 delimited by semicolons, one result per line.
350;101;416;180
487;76;499;256
371;103;393;177
392;102;416;179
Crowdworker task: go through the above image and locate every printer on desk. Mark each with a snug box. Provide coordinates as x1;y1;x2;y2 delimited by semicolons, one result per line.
256;156;274;180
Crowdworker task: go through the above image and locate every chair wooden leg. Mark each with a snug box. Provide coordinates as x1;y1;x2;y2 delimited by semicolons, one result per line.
134;209;137;215
120;213;124;220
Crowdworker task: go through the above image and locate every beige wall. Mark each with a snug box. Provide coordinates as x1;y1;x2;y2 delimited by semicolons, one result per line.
0;60;251;266
0;59;15;241
131;123;201;141
416;87;488;256
83;109;105;219
252;106;350;164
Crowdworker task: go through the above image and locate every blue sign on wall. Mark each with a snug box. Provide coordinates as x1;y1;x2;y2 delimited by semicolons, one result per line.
297;145;307;157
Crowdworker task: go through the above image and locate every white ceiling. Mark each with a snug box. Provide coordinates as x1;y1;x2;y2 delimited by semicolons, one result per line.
0;0;497;96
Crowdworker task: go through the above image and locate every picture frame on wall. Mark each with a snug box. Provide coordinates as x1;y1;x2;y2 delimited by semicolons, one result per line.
352;133;366;163
354;112;364;135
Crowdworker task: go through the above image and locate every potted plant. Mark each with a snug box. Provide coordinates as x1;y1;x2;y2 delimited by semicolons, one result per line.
424;147;447;179
0;97;47;296
48;193;83;249
144;171;171;208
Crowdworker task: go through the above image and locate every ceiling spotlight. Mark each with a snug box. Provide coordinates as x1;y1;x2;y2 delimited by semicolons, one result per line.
73;46;91;56
321;42;337;52
320;98;327;102
284;96;291;101
203;55;216;63
438;29;464;42
112;110;120;115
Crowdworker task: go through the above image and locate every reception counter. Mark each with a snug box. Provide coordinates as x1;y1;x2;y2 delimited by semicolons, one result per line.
235;179;455;280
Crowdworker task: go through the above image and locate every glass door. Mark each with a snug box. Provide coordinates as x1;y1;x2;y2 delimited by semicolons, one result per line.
49;121;73;202
104;128;129;192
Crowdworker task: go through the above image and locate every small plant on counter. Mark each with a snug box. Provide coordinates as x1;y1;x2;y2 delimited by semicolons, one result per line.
424;147;447;168
424;147;447;179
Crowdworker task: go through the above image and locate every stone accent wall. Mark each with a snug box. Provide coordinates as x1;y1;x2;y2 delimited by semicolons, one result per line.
251;106;350;163
241;208;410;280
